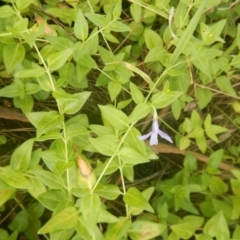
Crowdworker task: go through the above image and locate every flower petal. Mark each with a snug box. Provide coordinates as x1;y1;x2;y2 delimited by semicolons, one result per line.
138;132;152;141
158;129;173;143
149;132;158;146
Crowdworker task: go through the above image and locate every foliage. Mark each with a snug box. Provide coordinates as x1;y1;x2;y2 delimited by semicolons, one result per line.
0;0;240;239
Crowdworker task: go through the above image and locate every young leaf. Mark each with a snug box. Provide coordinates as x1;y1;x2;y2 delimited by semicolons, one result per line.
74;9;89;41
10;139;34;172
38;207;78;233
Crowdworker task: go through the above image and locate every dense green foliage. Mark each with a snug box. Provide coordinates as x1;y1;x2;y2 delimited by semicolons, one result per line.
0;0;240;239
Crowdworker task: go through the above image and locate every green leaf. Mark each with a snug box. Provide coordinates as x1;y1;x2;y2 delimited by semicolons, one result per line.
109;20;131;32
201;20;226;45
0;83;19;98
0;5;15;18
215;76;237;96
205;125;228;143
74;9;89;41
81;193;101;234
8;210;28;232
37;190;67;211
144;28;163;49
187;127;204;138
108;81;122;102
196;136;207;153
207;149;224;169
124;187;154;213
129;187;155;215
38;207;78;233
37;73;56;92
77;54;97;68
171;216;204;239
89;135;118;156
130;83;144;104
209;176;228;195
120;147;149;165
104;217;131;240
128;221;166;240
233;225;240;239
0;167;31;189
128;103;150;123
179;137;191;150
196;88;212;109
0;188;16;207
130;3;142;23
183;153;197;173
151;90;182;109
145;46;168;63
14;94;34;113
26;111;63;138
16;0;35;11
237;24;240;51
27;202;44;219
0;135;7;145
169;0;207;65
113;1;122;19
53;89;91;115
191;110;202;128
3;44;25;73
45;36;74;51
85;13;107;28
99;105;128;130
98;208;118;223
30;169;65;189
124;128;147;157
204;211;230;239
94;184;121;200
10;139;34;172
47;49;73;72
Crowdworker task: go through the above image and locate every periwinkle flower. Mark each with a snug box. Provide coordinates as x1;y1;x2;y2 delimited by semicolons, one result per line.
138;113;173;146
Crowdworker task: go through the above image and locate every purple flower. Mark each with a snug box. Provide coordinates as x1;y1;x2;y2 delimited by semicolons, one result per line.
138;114;173;146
